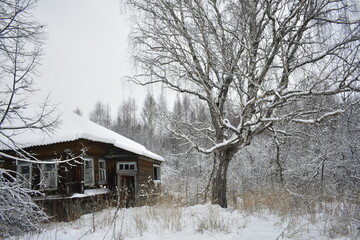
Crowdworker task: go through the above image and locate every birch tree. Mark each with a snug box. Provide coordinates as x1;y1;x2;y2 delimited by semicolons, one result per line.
0;0;56;236
126;0;360;207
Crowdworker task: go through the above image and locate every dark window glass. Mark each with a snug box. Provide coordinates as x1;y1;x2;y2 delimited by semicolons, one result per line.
153;166;159;180
99;161;105;169
21;165;30;174
44;164;55;171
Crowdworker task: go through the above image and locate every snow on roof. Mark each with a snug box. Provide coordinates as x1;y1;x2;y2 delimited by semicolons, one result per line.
0;111;164;162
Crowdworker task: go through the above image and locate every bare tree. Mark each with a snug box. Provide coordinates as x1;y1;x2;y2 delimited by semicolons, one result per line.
141;91;157;150
126;0;360;207
73;107;83;116
273;98;360;197
89;100;112;129
0;0;59;236
113;98;142;141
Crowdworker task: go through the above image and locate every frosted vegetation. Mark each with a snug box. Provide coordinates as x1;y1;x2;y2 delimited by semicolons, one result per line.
10;203;358;240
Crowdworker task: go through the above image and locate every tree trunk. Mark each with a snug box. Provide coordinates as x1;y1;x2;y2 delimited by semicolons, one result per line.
211;148;236;208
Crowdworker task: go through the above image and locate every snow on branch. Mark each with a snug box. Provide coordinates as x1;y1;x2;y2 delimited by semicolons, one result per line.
0;151;85;165
260;109;345;124
0;169;48;238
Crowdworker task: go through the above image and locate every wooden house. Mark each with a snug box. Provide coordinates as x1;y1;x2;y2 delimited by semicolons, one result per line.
0;112;163;219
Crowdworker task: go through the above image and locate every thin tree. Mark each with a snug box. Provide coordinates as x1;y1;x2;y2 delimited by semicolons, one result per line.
74;107;83;116
126;0;360;207
89;101;112;129
113;98;142;141
141;91;157;150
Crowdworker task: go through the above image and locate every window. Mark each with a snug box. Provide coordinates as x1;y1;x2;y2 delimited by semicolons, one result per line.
84;158;94;186
117;162;137;171
153;164;160;180
40;161;57;189
17;163;32;188
98;159;106;184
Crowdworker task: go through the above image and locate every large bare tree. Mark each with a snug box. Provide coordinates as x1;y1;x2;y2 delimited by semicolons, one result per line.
126;0;360;207
0;0;58;236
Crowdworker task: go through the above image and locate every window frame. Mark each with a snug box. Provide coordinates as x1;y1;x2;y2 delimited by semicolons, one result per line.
153;164;161;181
84;157;95;186
98;159;107;184
117;161;137;171
40;161;58;190
17;162;32;188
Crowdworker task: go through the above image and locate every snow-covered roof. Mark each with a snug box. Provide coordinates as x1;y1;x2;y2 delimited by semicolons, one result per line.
0;111;164;162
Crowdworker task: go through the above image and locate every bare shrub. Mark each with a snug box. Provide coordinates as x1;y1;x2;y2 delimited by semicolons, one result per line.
0;170;48;238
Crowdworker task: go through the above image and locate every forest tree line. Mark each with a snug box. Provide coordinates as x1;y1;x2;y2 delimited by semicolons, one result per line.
82;92;359;204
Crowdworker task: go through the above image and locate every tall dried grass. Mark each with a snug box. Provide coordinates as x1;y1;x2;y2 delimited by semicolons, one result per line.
231;190;306;216
193;204;231;234
228;189;359;239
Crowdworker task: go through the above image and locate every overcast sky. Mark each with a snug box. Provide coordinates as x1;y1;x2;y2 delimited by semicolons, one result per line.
34;0;152;118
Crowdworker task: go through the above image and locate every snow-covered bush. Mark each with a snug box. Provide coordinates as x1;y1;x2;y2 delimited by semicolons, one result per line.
0;169;48;238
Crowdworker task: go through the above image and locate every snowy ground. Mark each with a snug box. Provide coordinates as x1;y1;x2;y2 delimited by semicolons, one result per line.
12;204;351;240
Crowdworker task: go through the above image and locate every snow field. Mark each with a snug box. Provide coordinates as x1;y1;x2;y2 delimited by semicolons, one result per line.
12;203;353;240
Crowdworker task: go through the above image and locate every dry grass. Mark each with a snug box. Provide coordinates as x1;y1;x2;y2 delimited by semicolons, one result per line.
143;205;183;232
228;189;359;239
129;203;233;235
132;212;148;235
193;204;231;234
103;203;183;237
231;190;313;216
21;191;359;240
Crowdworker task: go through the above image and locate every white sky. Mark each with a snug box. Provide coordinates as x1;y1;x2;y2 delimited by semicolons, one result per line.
33;0;153;118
